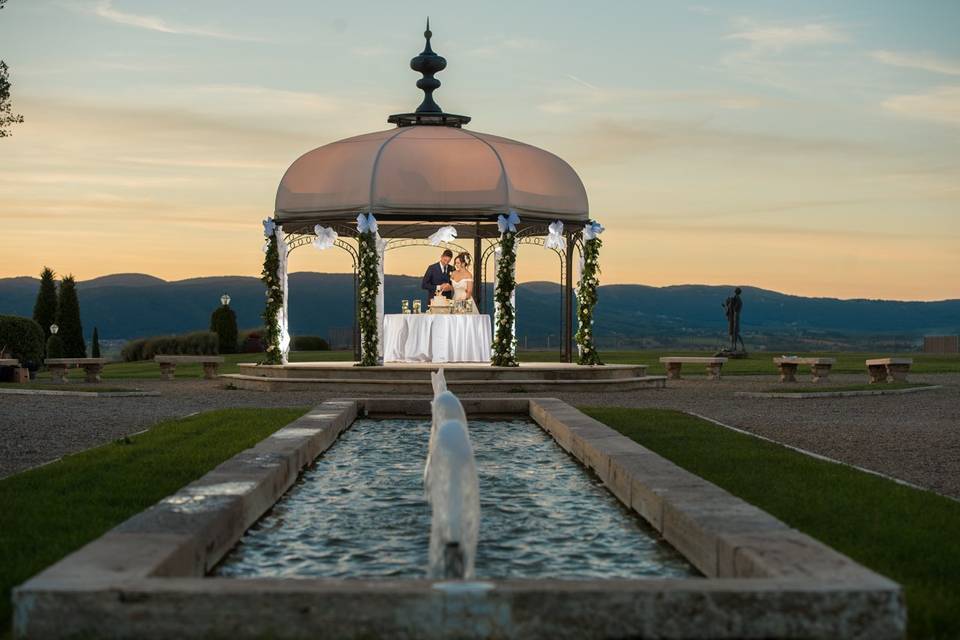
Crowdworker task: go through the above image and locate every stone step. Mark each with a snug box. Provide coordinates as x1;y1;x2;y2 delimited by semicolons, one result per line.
219;373;666;394
236;363;646;382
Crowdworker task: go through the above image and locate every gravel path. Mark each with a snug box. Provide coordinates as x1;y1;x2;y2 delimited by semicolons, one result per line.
2;374;958;500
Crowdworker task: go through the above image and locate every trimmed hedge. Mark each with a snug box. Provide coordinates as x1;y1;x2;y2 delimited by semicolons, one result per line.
291;335;330;351
121;331;219;362
0;315;45;368
210;306;238;354
46;334;64;359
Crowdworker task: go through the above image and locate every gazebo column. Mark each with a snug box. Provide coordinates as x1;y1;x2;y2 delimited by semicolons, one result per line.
564;233;575;363
473;223;483;311
353;268;361;361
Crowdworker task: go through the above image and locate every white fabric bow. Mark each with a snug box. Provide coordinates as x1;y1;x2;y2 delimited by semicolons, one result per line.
428;225;457;246
544;220;565;250
583;220;605;240
262;217;276;238
312;225;338;250
356;212;378;235
497;210;521;234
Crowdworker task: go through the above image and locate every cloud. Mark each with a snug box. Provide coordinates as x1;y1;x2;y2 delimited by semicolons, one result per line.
537;82;775;115
467;36;546;58
882;86;960;126
561;117;877;166
870;50;960;76
193;84;344;114
92;0;266;42
725;19;847;53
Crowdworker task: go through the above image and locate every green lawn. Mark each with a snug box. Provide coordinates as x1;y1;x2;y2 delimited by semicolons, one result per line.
523;350;960;374
35;350;355;380
0;407;308;636
34;349;960;381
583;407;960;640
761;382;935;394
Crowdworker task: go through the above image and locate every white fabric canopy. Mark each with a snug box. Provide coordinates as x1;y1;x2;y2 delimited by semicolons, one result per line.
275;126;588;222
383;314;492;363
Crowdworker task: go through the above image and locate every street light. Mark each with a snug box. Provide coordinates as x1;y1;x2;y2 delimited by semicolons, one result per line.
50;323;59;335
220;293;231;306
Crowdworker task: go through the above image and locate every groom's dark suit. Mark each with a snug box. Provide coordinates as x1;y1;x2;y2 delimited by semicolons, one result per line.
421;262;453;299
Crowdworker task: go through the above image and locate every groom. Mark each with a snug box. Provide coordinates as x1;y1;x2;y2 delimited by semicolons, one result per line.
421;249;454;299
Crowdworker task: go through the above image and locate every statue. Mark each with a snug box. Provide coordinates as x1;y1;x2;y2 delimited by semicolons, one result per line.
721;287;745;353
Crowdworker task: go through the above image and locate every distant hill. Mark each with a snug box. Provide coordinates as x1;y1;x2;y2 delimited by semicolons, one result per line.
1;272;957;351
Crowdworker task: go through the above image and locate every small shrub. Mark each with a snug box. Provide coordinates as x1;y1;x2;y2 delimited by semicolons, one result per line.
291;335;330;351
239;329;264;353
0;315;45;368
46;334;64;358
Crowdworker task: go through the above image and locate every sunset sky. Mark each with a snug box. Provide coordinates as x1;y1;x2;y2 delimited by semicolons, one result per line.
2;1;959;300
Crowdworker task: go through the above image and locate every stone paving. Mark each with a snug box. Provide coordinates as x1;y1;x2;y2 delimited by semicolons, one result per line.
1;373;958;500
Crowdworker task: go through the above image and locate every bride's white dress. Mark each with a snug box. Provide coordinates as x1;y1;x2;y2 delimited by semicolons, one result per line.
451;277;478;314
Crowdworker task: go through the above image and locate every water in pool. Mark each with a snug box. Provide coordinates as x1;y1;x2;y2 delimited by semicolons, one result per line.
213;418;697;579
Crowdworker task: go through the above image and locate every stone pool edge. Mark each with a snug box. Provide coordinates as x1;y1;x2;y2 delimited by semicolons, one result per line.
13;397;905;640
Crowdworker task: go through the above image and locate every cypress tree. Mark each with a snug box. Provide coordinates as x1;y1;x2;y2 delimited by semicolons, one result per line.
210;305;238;354
56;275;86;358
32;266;58;341
91;326;101;358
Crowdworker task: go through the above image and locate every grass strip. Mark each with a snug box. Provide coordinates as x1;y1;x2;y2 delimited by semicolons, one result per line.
0;407;308;635
582;407;960;640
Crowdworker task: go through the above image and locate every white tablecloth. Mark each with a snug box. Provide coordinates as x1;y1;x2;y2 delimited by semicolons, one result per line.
383;314;492;363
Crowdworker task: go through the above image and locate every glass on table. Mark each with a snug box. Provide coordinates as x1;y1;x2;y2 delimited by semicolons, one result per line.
401;299;410;314
412;300;422;314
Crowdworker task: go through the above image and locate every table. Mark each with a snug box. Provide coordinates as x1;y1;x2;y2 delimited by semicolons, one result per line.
383;314;492;363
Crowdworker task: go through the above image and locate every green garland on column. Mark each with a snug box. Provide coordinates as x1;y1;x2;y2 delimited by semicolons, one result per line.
491;230;519;367
575;231;603;365
356;230;380;366
260;222;283;365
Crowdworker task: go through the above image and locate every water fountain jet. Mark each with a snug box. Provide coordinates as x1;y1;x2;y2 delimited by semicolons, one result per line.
425;369;480;579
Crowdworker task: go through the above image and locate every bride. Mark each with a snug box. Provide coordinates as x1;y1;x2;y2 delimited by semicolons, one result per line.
450;252;478;314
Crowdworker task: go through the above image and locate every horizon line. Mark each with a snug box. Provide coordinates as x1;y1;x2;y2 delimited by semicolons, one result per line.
2;271;958;305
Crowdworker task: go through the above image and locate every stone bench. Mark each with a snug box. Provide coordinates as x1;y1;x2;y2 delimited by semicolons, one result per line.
866;357;913;383
44;358;110;383
0;358;28;383
154;355;225;380
659;356;728;381
773;357;836;383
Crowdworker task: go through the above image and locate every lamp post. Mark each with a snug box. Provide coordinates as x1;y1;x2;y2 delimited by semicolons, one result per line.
220;293;231;307
50;323;59;335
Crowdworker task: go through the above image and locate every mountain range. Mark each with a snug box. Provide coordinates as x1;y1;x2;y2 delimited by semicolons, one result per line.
1;273;958;351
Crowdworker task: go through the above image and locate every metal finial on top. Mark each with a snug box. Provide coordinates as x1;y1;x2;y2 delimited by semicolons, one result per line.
411;18;446;113
388;20;471;128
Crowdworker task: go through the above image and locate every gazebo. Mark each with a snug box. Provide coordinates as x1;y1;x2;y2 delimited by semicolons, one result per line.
259;22;604;367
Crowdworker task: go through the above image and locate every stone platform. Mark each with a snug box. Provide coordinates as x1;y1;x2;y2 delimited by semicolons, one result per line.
220;362;666;393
